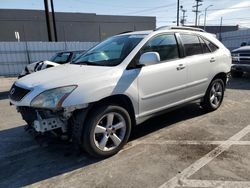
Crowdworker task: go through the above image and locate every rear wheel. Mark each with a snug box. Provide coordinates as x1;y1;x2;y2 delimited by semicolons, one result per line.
81;105;131;158
201;79;225;111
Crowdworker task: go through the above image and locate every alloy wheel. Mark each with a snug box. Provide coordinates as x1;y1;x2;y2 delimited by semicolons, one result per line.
209;81;223;108
93;112;126;151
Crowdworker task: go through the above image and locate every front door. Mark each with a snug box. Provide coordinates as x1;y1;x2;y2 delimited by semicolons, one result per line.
137;34;188;116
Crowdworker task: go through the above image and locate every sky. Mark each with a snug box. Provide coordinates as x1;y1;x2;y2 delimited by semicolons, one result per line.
1;0;250;28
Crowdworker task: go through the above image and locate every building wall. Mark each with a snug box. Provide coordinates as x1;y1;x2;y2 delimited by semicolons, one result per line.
0;9;156;42
218;29;250;51
190;25;239;34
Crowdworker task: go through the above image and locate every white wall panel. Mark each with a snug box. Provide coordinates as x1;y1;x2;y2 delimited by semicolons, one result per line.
0;42;98;76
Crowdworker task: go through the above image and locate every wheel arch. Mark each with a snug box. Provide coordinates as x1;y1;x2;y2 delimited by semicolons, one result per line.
71;94;136;147
212;72;227;87
88;94;136;127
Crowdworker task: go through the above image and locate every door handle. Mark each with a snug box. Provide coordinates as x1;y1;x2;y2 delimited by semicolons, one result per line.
177;64;185;71
210;57;216;63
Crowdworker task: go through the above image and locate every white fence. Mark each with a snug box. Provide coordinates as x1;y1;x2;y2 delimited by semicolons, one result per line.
0;42;98;76
219;29;250;51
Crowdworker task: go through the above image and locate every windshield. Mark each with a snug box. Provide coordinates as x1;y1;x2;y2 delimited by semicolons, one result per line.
50;52;72;64
72;34;146;66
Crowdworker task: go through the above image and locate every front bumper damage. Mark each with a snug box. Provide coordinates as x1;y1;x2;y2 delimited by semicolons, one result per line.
17;104;88;134
17;107;69;133
33;117;66;133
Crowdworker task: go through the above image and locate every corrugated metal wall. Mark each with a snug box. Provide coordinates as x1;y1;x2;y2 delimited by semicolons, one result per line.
219;29;250;51
0;42;97;76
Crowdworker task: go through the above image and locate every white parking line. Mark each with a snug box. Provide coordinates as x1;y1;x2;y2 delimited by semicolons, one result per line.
139;140;250;146
158;124;250;188
181;179;250;188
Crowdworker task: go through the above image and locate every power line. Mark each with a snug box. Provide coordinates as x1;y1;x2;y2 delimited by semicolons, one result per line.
159;15;250;21
122;3;176;14
73;0;157;9
205;5;250;12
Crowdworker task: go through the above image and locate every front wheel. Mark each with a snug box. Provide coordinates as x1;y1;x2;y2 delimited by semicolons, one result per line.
82;105;131;158
201;79;225;112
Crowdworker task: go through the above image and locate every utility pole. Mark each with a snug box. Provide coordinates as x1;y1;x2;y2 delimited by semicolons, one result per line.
204;5;213;31
180;5;187;26
50;0;58;41
44;0;52;41
219;17;223;42
192;0;203;27
177;0;180;26
198;14;203;27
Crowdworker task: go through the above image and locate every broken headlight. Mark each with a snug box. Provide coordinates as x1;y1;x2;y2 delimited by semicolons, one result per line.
31;85;77;109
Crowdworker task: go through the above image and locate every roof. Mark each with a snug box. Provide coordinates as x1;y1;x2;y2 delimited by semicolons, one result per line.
120;26;207;36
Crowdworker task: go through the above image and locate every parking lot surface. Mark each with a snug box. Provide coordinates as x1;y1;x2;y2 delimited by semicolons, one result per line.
1;75;250;188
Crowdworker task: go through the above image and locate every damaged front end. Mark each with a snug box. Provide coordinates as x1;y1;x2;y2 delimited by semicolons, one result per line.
18;107;68;133
17;103;88;138
9;83;88;137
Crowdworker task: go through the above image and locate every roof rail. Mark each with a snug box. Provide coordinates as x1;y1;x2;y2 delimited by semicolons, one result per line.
118;31;133;34
170;26;205;32
154;26;170;31
155;26;205;32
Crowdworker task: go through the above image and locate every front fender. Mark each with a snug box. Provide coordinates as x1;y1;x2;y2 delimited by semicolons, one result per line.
62;69;140;115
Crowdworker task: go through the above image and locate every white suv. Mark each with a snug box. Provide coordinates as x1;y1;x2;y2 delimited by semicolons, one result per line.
9;27;231;158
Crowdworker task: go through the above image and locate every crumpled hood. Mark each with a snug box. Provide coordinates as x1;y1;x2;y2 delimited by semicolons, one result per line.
16;64;115;89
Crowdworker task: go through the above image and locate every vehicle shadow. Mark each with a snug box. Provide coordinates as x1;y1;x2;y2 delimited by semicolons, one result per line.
0;103;207;187
0;125;101;187
227;73;250;90
131;103;206;140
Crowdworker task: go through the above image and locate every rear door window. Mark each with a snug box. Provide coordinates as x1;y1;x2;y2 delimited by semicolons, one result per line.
203;38;219;52
180;34;203;56
199;37;211;53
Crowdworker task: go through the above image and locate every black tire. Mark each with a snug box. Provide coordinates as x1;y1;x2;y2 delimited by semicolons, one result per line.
81;105;131;158
231;71;243;78
201;79;225;112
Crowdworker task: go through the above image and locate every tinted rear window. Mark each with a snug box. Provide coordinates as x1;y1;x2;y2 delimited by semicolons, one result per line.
180;34;203;56
199;37;211;53
203;38;219;52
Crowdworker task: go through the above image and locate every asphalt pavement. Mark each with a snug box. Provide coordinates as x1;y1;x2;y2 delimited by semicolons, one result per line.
1;75;250;188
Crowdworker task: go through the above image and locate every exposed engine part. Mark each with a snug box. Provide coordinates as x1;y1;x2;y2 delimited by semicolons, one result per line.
18;104;88;135
33;117;67;133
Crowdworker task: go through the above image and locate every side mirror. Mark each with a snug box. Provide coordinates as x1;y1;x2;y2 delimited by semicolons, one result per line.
138;52;160;66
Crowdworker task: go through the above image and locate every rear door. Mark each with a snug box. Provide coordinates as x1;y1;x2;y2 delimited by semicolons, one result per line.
179;34;214;99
